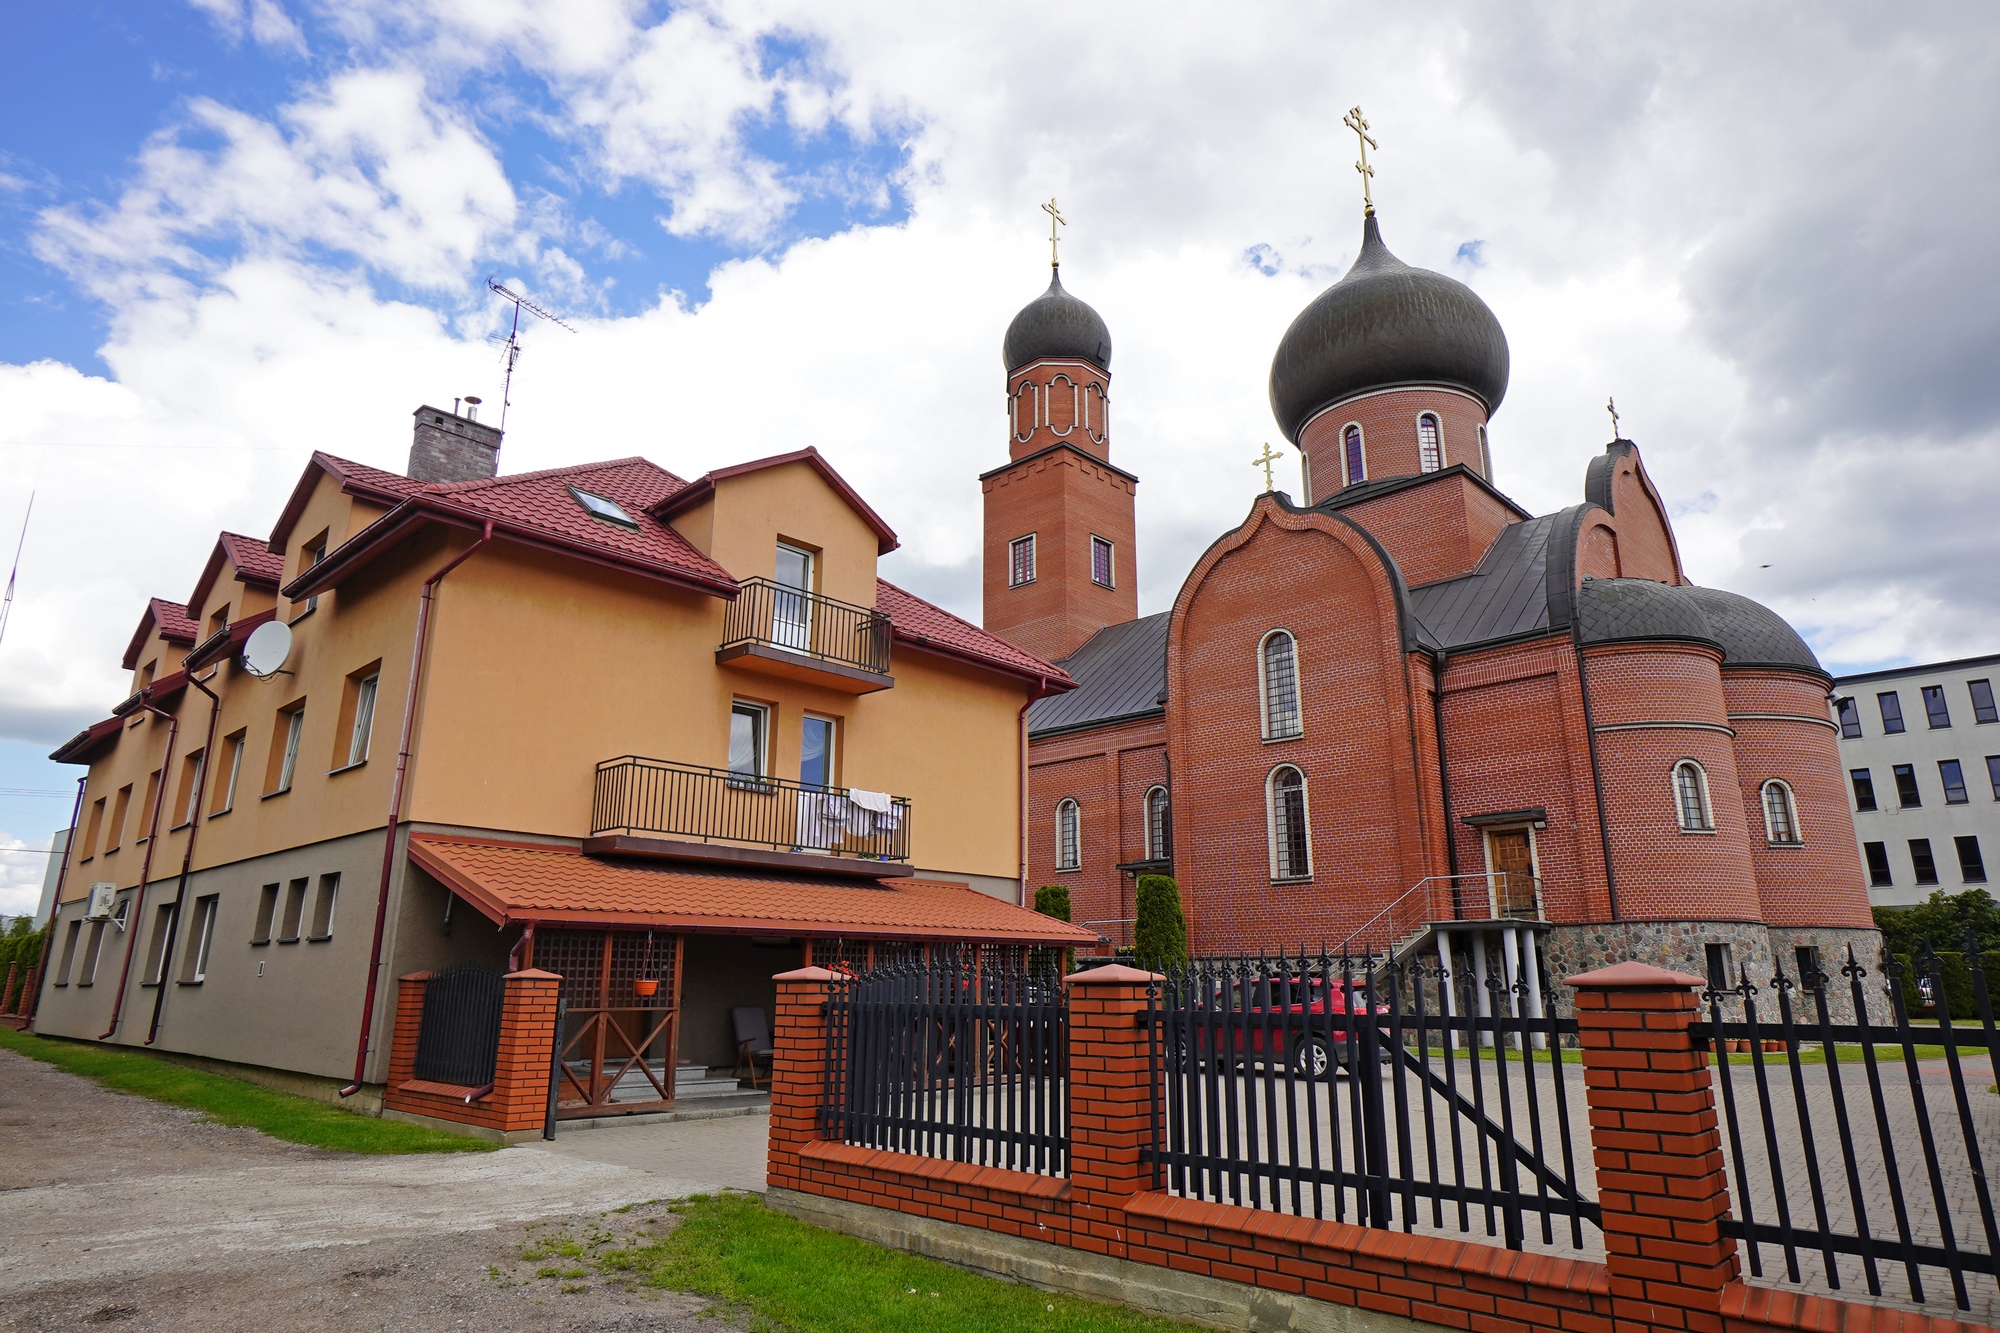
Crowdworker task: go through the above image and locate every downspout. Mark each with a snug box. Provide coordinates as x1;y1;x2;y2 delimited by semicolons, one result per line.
98;695;182;1040
1016;676;1045;907
1431;650;1460;885
34;776;87;1025
145;669;223;1044
342;520;493;1097
1570;619;1620;920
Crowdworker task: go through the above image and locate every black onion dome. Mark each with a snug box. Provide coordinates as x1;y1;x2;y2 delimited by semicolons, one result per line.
1268;214;1510;442
1678;586;1825;674
1004;268;1111;373
1576;579;1718;650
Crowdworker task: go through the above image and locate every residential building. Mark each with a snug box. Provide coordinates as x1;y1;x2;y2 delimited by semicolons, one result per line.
1831;653;2000;909
36;410;1092;1121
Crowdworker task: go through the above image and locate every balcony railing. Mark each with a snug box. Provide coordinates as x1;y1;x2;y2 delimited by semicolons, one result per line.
721;577;892;677
592;756;912;863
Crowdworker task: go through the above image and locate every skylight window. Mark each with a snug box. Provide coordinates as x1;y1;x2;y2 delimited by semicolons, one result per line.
568;486;638;528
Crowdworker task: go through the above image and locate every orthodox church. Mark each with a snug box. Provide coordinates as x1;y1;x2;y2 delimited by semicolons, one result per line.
981;195;1878;1014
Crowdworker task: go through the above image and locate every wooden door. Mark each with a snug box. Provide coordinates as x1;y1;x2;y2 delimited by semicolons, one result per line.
1489;830;1538;917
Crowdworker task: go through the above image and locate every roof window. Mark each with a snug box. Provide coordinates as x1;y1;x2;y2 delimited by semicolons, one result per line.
568;486;638;528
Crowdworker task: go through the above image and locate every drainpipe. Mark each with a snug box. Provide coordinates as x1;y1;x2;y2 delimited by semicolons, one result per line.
98;694;182;1040
1016;676;1046;908
342;521;493;1098
144;670;222;1044
33;776;87;1025
1431;650;1460;887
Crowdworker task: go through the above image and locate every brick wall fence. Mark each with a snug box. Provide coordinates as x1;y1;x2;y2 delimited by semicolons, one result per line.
766;961;1981;1333
379;967;558;1143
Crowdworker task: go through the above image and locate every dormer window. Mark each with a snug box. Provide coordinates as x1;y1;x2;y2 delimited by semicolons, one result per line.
569;487;638;528
208;605;230;640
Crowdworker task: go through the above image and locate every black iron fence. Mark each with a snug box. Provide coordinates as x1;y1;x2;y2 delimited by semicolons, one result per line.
413;962;506;1088
722;576;892;676
1694;940;2000;1311
1145;952;1598;1251
823;960;1068;1177
592;755;911;862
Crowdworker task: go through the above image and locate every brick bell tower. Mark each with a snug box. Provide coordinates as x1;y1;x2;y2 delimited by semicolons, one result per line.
981;244;1138;663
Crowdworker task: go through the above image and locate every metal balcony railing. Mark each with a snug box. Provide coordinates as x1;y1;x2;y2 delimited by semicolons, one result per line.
721;577;893;676
592;756;912;862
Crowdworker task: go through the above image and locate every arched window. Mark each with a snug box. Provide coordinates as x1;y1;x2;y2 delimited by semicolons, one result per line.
1343;424;1366;485
1417;413;1442;472
1268;765;1311;880
1259;630;1302;739
1762;779;1802;845
1055;799;1081;870
1673;761;1713;832
1145;786;1171;860
1477;423;1491;478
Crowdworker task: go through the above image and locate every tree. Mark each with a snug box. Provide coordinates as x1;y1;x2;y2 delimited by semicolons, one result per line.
1875;889;2000;960
1134;874;1189;972
1031;885;1073;975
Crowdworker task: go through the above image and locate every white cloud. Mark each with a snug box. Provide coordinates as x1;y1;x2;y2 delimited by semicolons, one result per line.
187;0;311;55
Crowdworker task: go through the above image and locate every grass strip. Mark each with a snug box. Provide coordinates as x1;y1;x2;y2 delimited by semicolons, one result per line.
584;1193;1204;1331
0;1026;493;1154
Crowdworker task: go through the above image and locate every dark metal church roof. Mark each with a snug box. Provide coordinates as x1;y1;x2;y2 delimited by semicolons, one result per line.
1026;612;1169;737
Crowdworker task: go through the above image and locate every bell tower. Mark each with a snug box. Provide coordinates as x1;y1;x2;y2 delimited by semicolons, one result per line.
981;213;1137;663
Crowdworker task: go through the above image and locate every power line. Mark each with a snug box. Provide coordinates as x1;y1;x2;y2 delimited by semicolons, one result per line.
0;788;74;798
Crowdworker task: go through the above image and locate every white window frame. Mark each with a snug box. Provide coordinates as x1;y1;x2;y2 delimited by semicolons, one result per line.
1145;785;1170;861
1258;629;1303;741
187;895;218;982
1341;422;1367;486
1055;798;1081;872
1761;779;1802;845
1417;412;1443;473
309;874;339;940
347;674;379;767
219;735;244;813
1673;760;1715;832
1009;534;1037;587
179;751;205;827
278;707;305;792
1090;535;1115;589
1267;764;1313;882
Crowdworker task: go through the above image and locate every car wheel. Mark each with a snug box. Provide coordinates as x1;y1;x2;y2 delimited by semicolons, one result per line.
1291;1036;1333;1081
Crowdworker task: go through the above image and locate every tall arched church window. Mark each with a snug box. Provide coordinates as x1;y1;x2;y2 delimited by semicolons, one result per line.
1055;798;1081;871
1145;786;1171;860
1259;630;1302;740
1477;423;1491;478
1343;424;1366;485
1762;779;1802;845
1268;766;1311;880
1418;414;1442;472
1673;761;1714;832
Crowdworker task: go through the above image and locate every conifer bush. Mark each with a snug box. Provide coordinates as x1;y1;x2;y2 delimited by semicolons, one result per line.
1133;874;1188;972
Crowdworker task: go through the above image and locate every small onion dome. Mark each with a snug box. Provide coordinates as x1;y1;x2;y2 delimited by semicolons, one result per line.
1268;214;1510;443
1003;267;1112;374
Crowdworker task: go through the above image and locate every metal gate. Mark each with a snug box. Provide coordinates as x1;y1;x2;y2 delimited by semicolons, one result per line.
413;962;506;1088
533;929;683;1119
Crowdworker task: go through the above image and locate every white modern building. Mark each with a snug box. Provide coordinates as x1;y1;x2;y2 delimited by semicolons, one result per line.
1833;653;2000;909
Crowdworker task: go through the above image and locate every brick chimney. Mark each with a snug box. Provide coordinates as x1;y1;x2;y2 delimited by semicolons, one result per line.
408;405;502;484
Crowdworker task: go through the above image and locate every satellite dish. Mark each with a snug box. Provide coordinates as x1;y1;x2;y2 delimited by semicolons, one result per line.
242;621;294;679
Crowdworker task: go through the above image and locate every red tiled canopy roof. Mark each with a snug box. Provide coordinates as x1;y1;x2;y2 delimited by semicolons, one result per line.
407;834;1101;945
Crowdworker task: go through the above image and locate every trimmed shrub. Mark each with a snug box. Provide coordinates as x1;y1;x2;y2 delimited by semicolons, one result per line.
1030;885;1073;975
1133;875;1188;973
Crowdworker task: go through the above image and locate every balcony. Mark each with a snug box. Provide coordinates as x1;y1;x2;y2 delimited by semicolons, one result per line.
717;578;894;694
586;755;914;878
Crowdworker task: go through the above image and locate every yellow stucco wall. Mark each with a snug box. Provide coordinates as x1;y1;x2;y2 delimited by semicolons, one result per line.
667;459;881;608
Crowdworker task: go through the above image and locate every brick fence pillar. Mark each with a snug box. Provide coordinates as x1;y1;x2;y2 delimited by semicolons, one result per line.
385;971;430;1090
490;968;561;1133
1567;961;1738;1333
766;966;836;1195
1065;963;1165;1259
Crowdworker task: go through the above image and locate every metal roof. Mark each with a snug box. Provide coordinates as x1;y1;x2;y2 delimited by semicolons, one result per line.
1027;612;1169;738
1407;513;1558;650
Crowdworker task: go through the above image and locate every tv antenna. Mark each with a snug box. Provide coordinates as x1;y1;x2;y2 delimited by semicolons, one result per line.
486;277;575;430
0;488;34;651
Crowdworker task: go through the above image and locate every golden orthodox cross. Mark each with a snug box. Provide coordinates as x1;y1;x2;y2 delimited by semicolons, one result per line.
1607;396;1621;438
1253;442;1283;492
1042;198;1066;267
1343;106;1378;216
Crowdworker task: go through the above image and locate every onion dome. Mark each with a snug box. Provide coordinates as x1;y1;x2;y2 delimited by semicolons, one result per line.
1004;268;1112;373
1268;214;1510;442
1576;579;1718;651
1678;586;1824;674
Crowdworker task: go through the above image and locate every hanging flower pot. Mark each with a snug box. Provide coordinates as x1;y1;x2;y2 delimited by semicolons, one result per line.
634;978;660;997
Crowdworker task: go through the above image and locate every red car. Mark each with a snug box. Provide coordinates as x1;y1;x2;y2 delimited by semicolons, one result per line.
1171;975;1391;1080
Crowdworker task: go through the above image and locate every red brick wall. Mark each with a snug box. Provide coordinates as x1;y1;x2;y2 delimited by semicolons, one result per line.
381;968;559;1135
1007;357;1110;463
1593;452;1684;584
1027;715;1167;946
1579;520;1622;580
982;442;1139;663
1297;387;1489;496
1338;472;1523;586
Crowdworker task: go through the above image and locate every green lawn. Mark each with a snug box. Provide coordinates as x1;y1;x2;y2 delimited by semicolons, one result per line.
0;1027;493;1154
572;1193;1203;1332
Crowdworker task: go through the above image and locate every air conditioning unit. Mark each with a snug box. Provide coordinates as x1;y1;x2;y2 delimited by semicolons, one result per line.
85;883;119;921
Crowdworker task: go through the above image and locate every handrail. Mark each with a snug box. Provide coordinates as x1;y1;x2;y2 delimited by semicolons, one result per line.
592;755;911;862
1335;872;1543;958
721;577;892;676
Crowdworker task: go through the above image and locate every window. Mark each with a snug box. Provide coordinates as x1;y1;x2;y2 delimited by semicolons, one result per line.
1910;839;1940;886
1672;761;1713;831
729;702;768;778
1850;768;1877;812
1761;780;1801;845
1836;697;1862;738
107;784;132;852
140;770;159;839
180;895;218;983
78;920;106;986
568;486;638;527
138;658;157;690
1417;414;1442;472
1260;630;1302;740
55;919;81;985
1055;799;1081;871
1704;942;1736;991
267;702;305;794
1989;756;2000;800
82;797;105;861
1923;684;1952;729
345;672;379;766
176;749;205;827
1009;535;1036;587
308;874;339;939
800;715;836;791
1268;765;1311;880
1878;691;1906;734
1342;424;1366;485
1940;759;1970;804
1145;786;1170;861
1863;841;1893;887
208;604;229;640
214;732;245;815
1957;836;1988;884
1090;535;1115;588
1477;423;1491;477
297;532;328;614
771;543;814;650
278;878;308;942
1892;763;1921;808
1972;679;1999;725
1794;945;1824;987
252;883;280;944
143;903;175;983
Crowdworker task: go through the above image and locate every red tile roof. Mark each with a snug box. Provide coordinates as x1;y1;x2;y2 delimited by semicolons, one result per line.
407;834;1100;944
187;531;287;616
876;580;1075;690
120;597;198;671
268;451;428;554
50;715;124;766
649;446;900;555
